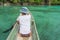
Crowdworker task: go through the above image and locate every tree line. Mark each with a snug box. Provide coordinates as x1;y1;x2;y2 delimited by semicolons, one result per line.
0;0;60;5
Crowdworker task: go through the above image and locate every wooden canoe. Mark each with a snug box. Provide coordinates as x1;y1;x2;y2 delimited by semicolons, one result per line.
6;14;40;40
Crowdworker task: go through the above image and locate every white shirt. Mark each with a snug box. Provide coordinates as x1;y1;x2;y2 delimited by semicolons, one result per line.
17;14;31;34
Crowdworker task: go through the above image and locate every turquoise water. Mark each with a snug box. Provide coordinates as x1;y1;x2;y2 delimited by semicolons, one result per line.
0;6;20;40
0;6;60;40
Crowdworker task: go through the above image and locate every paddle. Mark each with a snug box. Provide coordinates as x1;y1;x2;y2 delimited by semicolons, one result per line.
3;24;15;33
3;21;19;33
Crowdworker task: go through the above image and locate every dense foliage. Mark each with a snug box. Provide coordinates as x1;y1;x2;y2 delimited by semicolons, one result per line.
0;0;60;5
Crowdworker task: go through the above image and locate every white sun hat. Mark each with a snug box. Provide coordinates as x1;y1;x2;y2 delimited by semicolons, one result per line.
20;7;30;14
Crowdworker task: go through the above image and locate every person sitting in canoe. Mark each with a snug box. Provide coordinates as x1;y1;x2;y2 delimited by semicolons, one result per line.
17;7;31;40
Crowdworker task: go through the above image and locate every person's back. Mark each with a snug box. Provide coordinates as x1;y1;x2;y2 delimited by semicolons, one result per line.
17;7;31;40
17;14;31;34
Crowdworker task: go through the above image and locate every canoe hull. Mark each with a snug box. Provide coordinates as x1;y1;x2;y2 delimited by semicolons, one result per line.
6;15;40;40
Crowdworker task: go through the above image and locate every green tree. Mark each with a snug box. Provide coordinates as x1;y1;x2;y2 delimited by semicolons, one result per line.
51;0;60;4
13;0;18;3
34;0;42;4
0;0;3;2
29;0;34;3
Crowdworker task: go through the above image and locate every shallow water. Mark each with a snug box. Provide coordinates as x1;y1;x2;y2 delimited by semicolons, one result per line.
0;6;60;40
